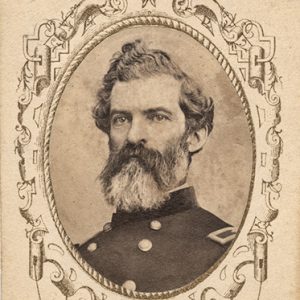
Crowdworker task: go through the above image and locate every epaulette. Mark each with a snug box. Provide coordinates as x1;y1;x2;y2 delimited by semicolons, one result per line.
207;226;237;245
103;222;112;232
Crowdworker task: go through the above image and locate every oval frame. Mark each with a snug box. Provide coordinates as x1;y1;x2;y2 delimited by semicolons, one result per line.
16;1;282;300
45;16;255;297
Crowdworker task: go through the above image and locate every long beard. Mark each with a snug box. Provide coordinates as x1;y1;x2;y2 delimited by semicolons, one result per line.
100;135;190;212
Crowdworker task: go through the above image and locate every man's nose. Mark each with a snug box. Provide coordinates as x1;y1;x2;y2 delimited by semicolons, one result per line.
127;118;147;145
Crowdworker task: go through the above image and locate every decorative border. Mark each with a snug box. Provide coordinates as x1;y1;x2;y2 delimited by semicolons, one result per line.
15;1;282;299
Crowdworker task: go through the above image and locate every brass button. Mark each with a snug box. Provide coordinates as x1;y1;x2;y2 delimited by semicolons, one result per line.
103;222;112;232
87;242;97;252
122;280;136;291
138;239;152;252
150;220;162;231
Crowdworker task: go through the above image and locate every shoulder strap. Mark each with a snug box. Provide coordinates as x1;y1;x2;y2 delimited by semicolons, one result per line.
207;226;237;245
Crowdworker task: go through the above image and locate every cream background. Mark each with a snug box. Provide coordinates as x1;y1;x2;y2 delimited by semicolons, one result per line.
49;26;253;244
1;0;300;299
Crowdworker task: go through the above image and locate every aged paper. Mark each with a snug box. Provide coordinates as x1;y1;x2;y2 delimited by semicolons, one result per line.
1;0;300;299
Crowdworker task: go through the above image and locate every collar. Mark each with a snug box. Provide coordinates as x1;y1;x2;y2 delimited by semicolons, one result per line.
167;182;190;193
111;186;198;228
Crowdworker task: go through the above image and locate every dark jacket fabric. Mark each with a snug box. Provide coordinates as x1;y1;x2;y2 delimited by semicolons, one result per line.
78;187;234;292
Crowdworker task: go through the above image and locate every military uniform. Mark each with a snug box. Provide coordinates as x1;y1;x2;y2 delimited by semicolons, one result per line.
78;187;236;292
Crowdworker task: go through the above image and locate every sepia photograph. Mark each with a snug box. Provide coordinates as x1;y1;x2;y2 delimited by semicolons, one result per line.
3;0;299;299
49;26;253;292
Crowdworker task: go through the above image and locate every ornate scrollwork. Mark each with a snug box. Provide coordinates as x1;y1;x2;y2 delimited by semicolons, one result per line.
142;0;156;8
45;258;78;297
28;217;48;281
16;1;128;298
171;1;281;299
173;0;218;35
172;0;281;107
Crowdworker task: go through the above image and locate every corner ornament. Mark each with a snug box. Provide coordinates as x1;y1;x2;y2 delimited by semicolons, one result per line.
172;0;280;106
16;0;129;224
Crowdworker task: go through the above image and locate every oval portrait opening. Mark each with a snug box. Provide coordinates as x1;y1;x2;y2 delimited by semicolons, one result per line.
48;25;254;293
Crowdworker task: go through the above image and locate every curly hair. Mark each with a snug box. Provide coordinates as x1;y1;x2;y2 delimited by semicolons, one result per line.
93;39;214;137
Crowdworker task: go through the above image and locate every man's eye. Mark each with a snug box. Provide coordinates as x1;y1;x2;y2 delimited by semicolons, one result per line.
150;114;169;122
112;116;129;126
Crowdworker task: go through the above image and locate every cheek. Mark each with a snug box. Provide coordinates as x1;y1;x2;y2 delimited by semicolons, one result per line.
147;122;186;151
109;129;128;151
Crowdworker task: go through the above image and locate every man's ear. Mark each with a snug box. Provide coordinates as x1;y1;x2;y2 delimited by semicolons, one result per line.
186;127;208;154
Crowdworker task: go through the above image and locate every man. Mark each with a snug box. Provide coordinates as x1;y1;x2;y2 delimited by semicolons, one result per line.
78;39;236;292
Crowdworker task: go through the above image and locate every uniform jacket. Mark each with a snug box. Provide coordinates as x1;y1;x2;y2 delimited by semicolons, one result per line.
78;186;236;292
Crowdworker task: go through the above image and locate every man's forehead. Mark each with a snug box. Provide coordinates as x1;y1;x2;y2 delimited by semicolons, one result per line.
110;75;182;111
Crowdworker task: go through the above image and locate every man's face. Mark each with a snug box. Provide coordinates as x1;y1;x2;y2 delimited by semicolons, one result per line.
109;74;186;153
100;74;191;212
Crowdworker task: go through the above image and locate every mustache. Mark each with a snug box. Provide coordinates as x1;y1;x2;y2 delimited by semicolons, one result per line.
101;142;170;180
